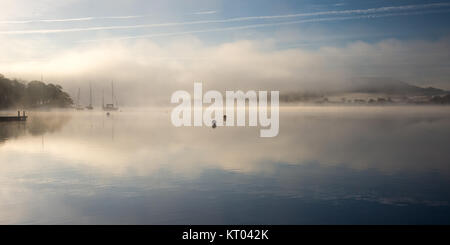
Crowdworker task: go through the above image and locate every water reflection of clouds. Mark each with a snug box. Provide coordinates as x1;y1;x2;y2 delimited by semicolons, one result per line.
1;107;450;224
0;112;71;143
2;106;450;176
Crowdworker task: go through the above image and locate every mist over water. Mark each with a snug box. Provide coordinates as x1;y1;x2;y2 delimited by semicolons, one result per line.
1;106;450;224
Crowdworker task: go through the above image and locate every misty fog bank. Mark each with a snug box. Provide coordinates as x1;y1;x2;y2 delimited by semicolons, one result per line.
2;36;450;106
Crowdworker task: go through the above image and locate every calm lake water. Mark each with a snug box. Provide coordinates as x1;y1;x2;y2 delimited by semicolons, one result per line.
1;106;450;224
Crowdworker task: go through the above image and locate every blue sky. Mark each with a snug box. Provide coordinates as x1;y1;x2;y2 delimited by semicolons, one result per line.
1;0;450;103
2;0;450;47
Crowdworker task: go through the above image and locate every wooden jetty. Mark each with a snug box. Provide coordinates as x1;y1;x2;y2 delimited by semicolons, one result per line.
0;111;28;122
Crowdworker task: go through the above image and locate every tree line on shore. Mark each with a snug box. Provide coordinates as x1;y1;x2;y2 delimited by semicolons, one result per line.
0;74;73;109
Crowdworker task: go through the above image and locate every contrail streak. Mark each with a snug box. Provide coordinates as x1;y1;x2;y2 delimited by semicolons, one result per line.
80;9;450;42
193;11;217;15
0;15;144;24
1;2;449;34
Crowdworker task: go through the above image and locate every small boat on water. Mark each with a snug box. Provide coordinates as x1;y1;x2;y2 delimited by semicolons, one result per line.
75;88;84;110
86;83;94;110
103;104;118;111
103;81;119;111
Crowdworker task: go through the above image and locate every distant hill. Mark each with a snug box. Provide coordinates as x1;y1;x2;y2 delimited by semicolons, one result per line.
345;77;448;95
280;77;449;103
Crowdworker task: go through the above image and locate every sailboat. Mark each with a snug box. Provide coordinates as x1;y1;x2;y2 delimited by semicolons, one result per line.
75;88;84;110
86;83;94;110
103;81;119;111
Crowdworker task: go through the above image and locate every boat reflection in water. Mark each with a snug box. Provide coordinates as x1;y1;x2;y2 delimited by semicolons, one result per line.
1;106;450;224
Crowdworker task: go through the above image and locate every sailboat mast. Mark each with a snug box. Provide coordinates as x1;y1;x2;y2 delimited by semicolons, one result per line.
77;88;80;106
111;81;114;106
89;83;92;106
40;74;44;105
